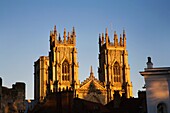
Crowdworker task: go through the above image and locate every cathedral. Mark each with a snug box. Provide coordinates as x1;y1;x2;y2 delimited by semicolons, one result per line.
34;25;133;105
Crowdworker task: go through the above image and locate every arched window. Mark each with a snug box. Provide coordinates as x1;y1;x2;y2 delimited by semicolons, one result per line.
157;103;167;113
113;62;121;82
62;60;70;81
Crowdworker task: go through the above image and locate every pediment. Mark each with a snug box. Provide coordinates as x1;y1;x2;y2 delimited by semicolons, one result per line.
78;77;106;91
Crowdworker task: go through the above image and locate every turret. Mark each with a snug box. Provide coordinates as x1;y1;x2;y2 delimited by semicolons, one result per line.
102;33;104;44
50;25;57;49
120;34;123;46
99;34;101;51
105;28;108;46
72;27;76;45
63;28;66;44
123;29;126;48
114;31;118;46
54;25;57;35
108;36;110;43
59;33;61;43
67;32;70;44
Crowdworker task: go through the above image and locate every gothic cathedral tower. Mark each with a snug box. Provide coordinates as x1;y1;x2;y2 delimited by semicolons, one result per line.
47;26;79;93
98;29;133;102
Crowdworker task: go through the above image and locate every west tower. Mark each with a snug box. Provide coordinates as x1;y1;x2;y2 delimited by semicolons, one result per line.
98;29;133;102
47;26;79;93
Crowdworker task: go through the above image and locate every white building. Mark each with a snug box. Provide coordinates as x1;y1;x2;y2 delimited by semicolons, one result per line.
140;57;170;113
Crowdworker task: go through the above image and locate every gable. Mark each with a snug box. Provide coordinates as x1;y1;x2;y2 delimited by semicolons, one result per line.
78;79;106;91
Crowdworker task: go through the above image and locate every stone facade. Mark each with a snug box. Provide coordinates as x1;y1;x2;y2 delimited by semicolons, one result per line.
0;78;25;113
98;29;133;102
47;27;79;93
77;66;107;104
34;56;49;102
34;26;133;105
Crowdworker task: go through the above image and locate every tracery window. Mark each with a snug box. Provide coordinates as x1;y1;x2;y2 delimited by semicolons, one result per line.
62;60;70;81
113;62;121;82
157;103;167;113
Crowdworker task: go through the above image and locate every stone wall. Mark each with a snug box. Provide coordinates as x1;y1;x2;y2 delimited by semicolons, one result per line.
0;80;26;113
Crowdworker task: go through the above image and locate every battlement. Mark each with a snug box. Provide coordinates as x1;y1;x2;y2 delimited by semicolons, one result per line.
50;25;76;47
12;82;25;91
99;28;126;49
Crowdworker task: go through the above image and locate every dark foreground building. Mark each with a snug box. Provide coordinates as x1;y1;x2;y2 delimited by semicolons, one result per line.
29;89;147;113
0;77;26;113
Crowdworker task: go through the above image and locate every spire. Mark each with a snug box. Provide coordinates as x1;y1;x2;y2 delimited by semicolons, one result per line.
105;28;108;45
99;34;101;44
90;65;93;74
58;33;61;43
90;65;94;77
67;32;70;43
54;25;57;34
99;34;101;51
72;27;76;36
102;33;104;44
123;29;126;47
72;27;76;45
114;31;118;46
50;25;57;47
123;29;126;35
99;34;101;41
120;34;123;46
106;28;108;36
64;28;66;43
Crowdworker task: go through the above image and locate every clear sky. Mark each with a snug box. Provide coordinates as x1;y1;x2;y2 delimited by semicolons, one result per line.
0;0;170;99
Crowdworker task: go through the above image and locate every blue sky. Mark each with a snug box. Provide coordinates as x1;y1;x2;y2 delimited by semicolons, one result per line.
0;0;170;99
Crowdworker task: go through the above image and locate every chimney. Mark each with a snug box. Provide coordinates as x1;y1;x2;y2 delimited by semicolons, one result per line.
146;57;153;68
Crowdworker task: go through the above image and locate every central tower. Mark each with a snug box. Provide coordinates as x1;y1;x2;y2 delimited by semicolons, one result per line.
48;26;79;93
98;29;133;102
